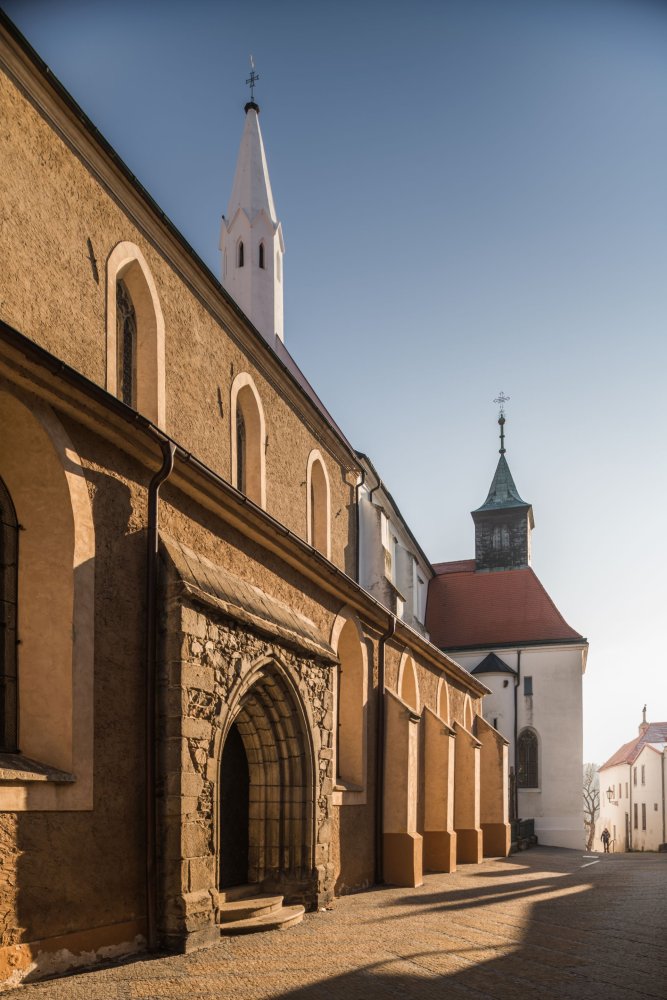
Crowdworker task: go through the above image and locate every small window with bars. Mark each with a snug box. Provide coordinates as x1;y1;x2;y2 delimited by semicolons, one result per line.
517;728;538;788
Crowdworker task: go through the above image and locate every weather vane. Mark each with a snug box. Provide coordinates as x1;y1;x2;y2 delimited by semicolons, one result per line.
493;392;510;455
246;55;259;102
493;391;510;418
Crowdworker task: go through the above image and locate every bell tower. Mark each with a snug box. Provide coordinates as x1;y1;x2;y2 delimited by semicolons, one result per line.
471;395;534;572
220;60;284;344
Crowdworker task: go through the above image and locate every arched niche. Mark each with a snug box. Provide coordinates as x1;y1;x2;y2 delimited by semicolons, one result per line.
106;241;166;428
463;694;474;731
436;676;451;724
398;649;420;713
306;449;331;559
230;372;266;508
0;385;94;810
330;608;368;797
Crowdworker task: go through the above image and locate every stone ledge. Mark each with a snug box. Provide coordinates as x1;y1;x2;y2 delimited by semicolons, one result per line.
0;753;75;783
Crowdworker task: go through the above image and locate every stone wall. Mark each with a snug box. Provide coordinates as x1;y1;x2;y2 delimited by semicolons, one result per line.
159;581;336;951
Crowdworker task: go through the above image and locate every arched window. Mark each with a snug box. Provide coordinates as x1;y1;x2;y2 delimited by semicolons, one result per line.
517;728;539;788
306;451;331;559
106;242;166;427
0;476;18;753
230;373;266;508
237;241;244;268
258;242;265;269
236;407;246;494
398;652;419;712
116;278;137;407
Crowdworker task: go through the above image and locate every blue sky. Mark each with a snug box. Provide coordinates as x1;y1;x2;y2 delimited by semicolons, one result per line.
5;0;667;765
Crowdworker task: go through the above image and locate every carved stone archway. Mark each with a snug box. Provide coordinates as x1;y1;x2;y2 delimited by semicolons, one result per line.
217;658;316;899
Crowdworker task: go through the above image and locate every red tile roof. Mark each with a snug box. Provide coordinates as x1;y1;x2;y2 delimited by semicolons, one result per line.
425;563;584;650
599;723;667;770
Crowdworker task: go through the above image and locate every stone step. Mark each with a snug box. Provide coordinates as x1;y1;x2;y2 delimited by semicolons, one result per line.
218;883;263;904
219;904;305;935
217;894;284;923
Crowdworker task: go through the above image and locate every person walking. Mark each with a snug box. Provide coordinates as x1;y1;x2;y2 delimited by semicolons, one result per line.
601;827;611;853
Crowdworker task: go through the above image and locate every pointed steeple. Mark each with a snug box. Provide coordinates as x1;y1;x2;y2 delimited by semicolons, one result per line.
471;400;534;572
220;64;284;344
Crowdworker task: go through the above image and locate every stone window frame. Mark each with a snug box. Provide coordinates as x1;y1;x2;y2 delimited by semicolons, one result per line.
106;241;166;428
0;386;94;811
230;372;266;509
306;449;331;560
331;607;369;806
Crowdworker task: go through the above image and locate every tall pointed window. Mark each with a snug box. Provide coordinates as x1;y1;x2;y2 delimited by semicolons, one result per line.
237;241;244;268
258;242;265;269
517;728;539;788
0;476;18;753
236;407;246;494
335;616;366;791
306;451;331;558
116;278;137;407
230;373;266;508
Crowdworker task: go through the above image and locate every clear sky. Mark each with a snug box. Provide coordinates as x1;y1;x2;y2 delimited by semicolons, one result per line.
4;0;667;766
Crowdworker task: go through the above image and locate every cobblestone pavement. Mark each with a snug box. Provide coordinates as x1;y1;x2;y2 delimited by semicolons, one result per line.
9;848;667;999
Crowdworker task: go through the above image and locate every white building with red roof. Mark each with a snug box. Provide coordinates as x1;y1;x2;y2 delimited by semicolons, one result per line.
426;411;588;850
597;709;667;852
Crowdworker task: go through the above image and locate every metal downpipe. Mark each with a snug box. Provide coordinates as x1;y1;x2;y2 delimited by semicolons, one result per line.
375;614;396;885
145;438;176;950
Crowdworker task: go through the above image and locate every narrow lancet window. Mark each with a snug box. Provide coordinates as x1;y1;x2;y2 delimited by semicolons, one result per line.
236;407;246;494
116;278;137;407
517;728;538;788
258;242;265;269
237;241;244;268
0;476;19;753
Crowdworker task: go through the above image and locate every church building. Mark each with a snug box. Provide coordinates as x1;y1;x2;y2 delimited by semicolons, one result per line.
426;408;588;850
0;14;509;988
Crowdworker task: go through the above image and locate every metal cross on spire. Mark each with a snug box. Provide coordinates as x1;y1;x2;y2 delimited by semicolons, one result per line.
493;392;510;455
246;55;259;102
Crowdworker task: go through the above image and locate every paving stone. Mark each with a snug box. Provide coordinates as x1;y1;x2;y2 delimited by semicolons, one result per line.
7;849;667;999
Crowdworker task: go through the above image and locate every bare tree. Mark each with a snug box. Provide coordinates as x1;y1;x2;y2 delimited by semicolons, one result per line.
583;763;600;851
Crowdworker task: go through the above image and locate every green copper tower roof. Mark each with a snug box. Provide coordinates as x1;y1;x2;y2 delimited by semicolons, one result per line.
474;453;531;512
473;403;532;514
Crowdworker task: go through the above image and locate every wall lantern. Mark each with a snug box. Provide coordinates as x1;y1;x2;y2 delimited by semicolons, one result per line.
606;787;614;803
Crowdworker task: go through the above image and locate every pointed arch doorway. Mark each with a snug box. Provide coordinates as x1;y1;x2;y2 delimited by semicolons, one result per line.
217;660;316;898
219;722;250;888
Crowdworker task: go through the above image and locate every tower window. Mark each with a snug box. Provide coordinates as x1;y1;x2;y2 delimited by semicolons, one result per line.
276;251;281;282
258;242;265;269
237;241;244;268
523;675;533;696
0;476;19;753
116;278;137;407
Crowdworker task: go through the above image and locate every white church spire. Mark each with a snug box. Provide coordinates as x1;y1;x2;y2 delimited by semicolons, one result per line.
220;61;284;344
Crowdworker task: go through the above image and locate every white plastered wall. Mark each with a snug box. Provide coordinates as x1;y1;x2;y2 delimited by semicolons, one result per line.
456;643;586;849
